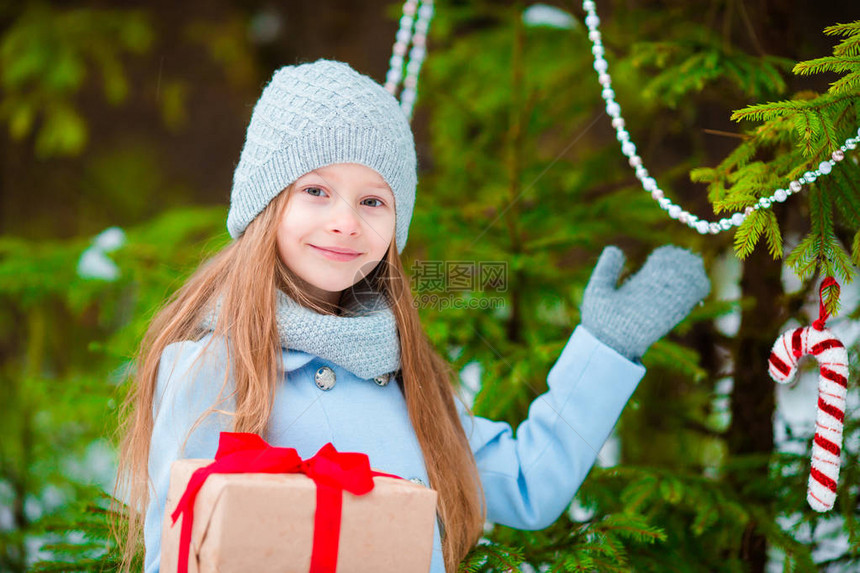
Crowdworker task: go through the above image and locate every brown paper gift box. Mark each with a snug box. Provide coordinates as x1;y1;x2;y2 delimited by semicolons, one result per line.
160;459;438;573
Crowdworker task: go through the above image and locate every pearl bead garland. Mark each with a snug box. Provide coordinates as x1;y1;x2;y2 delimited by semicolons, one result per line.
385;0;435;122
582;0;859;235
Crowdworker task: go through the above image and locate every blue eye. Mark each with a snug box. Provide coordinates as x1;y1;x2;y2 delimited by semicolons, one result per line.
304;186;326;197
363;198;384;208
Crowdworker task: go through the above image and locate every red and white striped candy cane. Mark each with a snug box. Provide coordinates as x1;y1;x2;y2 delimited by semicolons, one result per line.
768;277;849;512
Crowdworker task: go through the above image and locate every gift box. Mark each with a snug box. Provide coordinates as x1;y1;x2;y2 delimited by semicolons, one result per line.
160;434;438;573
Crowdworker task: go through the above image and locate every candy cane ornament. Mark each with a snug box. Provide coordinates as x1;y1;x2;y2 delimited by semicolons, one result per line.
768;277;849;512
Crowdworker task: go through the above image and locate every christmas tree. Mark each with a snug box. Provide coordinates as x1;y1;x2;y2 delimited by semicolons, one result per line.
0;1;856;572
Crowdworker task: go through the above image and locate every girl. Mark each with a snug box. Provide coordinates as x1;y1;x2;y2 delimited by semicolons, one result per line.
114;59;710;573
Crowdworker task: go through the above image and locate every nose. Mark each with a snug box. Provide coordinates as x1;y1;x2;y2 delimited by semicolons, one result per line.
327;198;361;236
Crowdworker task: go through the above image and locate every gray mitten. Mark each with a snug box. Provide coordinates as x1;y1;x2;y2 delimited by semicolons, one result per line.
581;245;711;361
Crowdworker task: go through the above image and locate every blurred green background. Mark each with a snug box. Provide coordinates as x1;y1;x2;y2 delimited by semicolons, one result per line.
0;1;858;571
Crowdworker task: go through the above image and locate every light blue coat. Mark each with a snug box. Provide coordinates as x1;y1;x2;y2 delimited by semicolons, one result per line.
144;325;645;573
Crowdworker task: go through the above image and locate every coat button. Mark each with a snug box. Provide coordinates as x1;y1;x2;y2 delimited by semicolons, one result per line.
314;366;336;391
409;477;427;487
373;373;391;387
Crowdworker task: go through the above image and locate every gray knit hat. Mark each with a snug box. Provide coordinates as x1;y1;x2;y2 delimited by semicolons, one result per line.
227;59;418;254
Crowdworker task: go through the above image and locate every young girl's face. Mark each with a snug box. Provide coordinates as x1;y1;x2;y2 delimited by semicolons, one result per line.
277;163;396;305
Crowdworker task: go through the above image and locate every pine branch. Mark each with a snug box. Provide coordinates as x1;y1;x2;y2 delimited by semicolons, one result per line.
764;209;784;259
824;22;860;37
733;208;768;259
31;493;143;573
701;20;860;279
853;229;860;266
792;56;860;76
594;514;667;544
458;541;524;572
785;185;855;314
730;93;856;125
829;70;860;93
829;168;860;227
730;100;805;122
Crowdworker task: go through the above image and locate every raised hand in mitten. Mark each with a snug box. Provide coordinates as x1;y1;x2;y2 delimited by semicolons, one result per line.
581;245;711;361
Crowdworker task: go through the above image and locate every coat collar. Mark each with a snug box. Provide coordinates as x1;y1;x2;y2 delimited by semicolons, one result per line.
283;348;316;373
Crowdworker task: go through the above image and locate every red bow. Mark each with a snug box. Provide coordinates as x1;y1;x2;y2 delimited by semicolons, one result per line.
812;277;840;331
170;432;401;573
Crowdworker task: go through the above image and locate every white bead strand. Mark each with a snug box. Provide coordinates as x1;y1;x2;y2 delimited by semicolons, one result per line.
386;0;435;122
385;1;417;95
582;1;859;235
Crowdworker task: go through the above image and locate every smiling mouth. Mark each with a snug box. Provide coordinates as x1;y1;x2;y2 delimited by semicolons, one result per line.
309;244;362;260
312;245;361;255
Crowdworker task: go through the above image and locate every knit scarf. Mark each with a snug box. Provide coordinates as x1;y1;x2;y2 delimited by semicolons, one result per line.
200;288;401;381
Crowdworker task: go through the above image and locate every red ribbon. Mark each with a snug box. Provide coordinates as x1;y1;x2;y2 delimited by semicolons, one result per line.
812;277;840;331
169;432;402;573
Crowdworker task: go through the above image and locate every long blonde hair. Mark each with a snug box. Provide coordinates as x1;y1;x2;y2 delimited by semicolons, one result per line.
112;186;486;572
